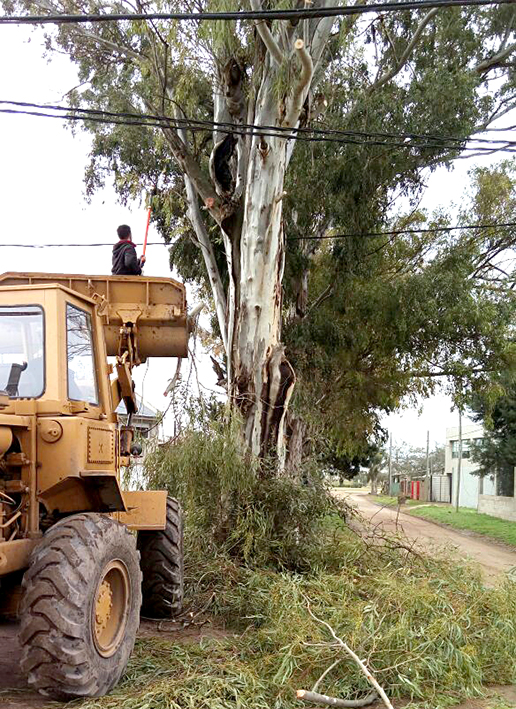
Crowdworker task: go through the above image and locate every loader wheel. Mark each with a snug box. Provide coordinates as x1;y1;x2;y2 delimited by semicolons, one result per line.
19;513;142;700
137;496;184;618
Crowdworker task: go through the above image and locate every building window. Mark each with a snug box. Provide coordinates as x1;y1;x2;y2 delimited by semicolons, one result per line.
461;440;471;459
451;439;471;459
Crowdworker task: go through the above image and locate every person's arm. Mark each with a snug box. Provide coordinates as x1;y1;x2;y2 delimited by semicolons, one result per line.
124;244;142;275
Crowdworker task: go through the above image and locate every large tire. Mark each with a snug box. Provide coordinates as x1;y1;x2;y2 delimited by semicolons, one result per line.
19;513;142;700
137;496;184;618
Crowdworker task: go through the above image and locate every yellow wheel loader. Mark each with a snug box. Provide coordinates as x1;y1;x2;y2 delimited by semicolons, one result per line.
0;272;187;700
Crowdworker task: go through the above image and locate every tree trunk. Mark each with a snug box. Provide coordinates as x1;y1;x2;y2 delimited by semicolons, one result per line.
181;30;329;463
231;124;296;459
285;415;309;476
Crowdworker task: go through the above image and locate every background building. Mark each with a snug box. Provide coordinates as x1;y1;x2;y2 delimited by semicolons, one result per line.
446;424;516;521
445;424;489;508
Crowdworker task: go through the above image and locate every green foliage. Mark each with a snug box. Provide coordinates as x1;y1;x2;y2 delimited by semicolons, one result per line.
144;419;342;569
78;521;516;709
286;161;516;461
468;370;516;485
409;506;516;548
102;410;516;708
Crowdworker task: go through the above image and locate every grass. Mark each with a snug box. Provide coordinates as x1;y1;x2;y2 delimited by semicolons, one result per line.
407;506;516;547
373;495;429;508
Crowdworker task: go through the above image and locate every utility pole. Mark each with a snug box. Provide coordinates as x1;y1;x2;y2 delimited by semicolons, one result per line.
455;409;462;512
388;433;392;496
426;430;430;502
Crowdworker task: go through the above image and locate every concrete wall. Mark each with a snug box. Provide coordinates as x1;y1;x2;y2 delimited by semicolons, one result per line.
456;467;479;508
481;475;496;496
478;494;516;522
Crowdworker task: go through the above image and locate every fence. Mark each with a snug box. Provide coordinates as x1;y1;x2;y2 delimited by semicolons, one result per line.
398;474;451;503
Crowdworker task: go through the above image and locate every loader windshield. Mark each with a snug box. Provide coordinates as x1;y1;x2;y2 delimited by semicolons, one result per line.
66;303;99;405
0;305;44;398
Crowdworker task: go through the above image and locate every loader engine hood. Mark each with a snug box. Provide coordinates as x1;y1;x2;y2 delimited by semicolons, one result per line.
0;425;13;457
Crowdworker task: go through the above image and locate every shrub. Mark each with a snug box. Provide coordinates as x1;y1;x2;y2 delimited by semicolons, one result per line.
144;419;344;569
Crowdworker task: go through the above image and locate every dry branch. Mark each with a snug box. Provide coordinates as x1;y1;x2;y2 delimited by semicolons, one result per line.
303;598;395;709
297;689;378;707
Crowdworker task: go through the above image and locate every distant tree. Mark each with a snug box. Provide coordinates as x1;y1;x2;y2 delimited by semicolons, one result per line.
469;375;516;496
389;442;445;479
430;445;445;475
367;448;387;495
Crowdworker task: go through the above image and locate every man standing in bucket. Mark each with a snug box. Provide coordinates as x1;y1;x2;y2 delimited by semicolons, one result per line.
112;225;146;275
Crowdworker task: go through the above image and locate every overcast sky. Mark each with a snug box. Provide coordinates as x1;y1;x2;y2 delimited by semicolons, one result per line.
0;24;510;447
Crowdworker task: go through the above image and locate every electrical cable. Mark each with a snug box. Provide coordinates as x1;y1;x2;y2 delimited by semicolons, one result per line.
289;220;516;240
1;105;515;154
1;99;514;149
0;0;513;25
1;220;515;248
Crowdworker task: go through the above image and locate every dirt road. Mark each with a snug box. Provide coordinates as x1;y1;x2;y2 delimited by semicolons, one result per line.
339;490;516;583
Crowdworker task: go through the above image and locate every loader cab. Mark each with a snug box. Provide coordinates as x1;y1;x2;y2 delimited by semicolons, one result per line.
0;284;111;419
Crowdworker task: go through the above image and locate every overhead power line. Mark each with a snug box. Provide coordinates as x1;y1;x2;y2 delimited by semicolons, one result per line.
2;100;514;150
1;220;515;248
0;0;512;25
290;220;516;240
1;103;515;154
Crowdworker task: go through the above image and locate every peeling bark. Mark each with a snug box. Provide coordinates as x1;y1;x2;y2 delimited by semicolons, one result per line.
232;112;293;456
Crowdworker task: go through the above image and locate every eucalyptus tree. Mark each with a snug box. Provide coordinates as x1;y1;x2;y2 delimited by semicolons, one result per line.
286;161;516;463
5;0;516;461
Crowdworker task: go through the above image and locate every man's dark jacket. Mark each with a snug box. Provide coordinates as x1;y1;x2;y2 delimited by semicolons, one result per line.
112;240;142;275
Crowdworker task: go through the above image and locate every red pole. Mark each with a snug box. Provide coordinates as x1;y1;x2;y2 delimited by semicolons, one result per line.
142;205;152;257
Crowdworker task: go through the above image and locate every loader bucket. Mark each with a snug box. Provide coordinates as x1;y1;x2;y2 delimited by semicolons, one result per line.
0;272;188;359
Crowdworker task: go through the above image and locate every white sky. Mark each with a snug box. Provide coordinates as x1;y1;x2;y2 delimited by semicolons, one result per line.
0;25;508;446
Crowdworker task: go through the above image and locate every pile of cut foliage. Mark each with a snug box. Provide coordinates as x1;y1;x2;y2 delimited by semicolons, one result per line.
81;422;516;709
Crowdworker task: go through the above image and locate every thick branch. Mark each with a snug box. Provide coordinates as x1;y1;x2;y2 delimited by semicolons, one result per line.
76;29;143;60
250;0;283;66
311;0;346;71
157;117;222;223
184;175;228;352
175;114;228;352
475;41;516;73
284;38;313;128
369;8;439;92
